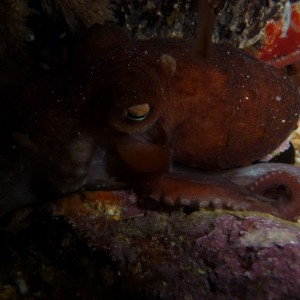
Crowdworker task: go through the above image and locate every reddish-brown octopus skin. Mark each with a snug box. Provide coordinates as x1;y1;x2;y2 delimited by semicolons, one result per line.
4;24;300;221
75;24;300;172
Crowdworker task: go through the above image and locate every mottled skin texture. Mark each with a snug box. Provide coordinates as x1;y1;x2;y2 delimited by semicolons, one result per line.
3;24;300;220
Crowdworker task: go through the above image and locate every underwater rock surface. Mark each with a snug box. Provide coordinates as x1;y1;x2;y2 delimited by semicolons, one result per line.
54;192;300;299
2;191;300;299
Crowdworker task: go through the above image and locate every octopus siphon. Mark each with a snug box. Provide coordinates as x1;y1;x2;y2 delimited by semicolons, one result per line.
2;24;300;221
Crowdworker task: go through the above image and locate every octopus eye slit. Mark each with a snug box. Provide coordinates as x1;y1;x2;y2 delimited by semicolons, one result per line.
124;103;150;121
126;112;148;121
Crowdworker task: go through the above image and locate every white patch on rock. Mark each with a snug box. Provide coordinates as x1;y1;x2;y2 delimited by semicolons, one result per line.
240;228;299;248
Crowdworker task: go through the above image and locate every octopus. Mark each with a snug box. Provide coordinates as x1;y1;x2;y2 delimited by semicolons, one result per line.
2;24;300;221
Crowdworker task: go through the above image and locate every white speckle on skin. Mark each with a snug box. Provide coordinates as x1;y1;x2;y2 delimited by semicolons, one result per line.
275;96;282;101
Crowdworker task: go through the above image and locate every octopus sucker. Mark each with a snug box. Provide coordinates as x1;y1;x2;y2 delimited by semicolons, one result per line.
163;196;176;206
199;200;210;208
179;198;191;206
211;198;222;208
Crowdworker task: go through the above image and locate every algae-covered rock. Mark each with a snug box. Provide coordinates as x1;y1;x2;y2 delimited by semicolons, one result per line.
53;191;300;299
1;191;300;299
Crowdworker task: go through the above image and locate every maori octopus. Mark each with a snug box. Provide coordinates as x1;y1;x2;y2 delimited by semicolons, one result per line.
2;24;300;221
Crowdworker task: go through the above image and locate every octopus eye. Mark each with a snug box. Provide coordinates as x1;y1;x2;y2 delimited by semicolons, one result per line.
124;103;150;121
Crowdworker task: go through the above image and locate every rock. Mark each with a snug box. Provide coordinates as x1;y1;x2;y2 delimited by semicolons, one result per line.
1;190;300;299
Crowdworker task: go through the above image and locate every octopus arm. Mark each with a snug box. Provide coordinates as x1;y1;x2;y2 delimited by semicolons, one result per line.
220;163;300;221
249;170;300;220
140;171;279;216
221;163;300;187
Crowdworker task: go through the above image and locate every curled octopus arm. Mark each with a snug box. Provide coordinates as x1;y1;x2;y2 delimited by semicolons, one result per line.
221;163;300;220
136;165;300;221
